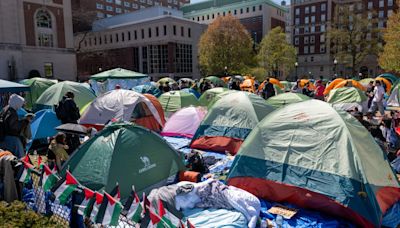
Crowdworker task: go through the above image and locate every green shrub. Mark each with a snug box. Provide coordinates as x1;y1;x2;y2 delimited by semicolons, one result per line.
0;201;63;228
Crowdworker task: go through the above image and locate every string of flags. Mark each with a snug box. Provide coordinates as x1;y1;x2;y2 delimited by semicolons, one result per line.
18;156;196;227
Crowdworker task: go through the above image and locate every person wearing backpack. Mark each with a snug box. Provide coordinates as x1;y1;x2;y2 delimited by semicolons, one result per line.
55;92;81;154
55;92;80;124
0;94;25;158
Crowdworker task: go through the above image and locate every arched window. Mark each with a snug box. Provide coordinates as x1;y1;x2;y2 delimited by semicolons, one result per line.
36;10;52;28
35;9;56;47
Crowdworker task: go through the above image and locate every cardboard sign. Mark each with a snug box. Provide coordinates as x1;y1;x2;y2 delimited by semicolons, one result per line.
267;205;298;219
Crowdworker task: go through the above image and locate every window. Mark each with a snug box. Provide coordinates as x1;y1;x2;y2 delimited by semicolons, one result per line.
188;28;191;38
163;25;167;35
44;63;53;78
124;1;130;7
259;5;262;10
234;9;237;15
304;36;309;44
320;44;325;53
197;17;199;21
310;35;315;44
368;1;373;9
320;66;324;72
321;14;326;22
304;46;309;54
156;27;159;37
134;30;137;39
116;8;122;13
202;15;204;20
175;44;193;73
240;8;243;14
222;12;225;16
37;33;54;47
132;3;138;9
121;32;124;41
388;0;393;6
116;33;119;42
141;29;144;39
320;34;325;42
320;24;326;32
207;15;209;20
246;7;249;13
305;6;309;14
96;3;104;9
378;21;384;28
321;3;326;11
295;8;300;15
295;18;300;25
311;6;316;13
311;25;315;33
106;0;113;3
253;6;256;12
148;28;152;38
212;14;215;19
305;16;309;24
106;6;113;11
379;11;384;18
110;34;113;43
304;26;310;33
104;35;107;44
295;28;300;35
181;26;184;36
310;46;315;53
128;31;131;40
379;0;384;7
115;0;121;4
311;16;315;23
36;10;52;28
368;12;373;19
295;37;299;45
173;25;176;35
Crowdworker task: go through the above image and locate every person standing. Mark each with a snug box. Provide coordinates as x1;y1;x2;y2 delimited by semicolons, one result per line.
263;78;275;99
314;80;325;100
291;80;302;93
366;81;375;108
369;81;385;117
20;113;34;149
302;82;313;97
0;94;25;158
55;92;81;154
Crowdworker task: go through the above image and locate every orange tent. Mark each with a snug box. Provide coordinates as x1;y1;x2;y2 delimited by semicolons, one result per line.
258;78;284;92
134;94;166;132
324;78;345;95
240;79;255;93
376;77;392;94
333;79;366;91
299;79;316;90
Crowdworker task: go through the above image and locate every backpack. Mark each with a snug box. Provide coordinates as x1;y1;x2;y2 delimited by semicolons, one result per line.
55;100;66;120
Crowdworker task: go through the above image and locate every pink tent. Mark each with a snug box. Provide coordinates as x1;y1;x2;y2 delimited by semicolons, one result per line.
161;106;207;138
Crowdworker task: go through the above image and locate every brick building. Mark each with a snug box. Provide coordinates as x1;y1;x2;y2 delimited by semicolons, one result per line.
181;0;288;44
290;0;398;79
0;0;76;81
75;6;206;81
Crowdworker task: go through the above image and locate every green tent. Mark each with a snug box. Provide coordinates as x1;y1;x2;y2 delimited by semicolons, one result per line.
90;68;147;80
35;81;96;110
266;92;310;108
198;87;229;107
205;76;226;87
158;91;199;115
327;87;368;112
280;81;295;91
20;77;57;110
62;123;185;200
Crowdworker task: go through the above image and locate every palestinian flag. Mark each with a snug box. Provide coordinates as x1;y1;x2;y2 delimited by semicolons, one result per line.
125;186;143;223
18;161;36;183
97;192;123;226
40;164;59;192
76;187;95;216
95;184;121;223
90;192;104;222
142;192;151;215
51;171;79;205
37;156;43;170
157;199;175;228
149;203;162;226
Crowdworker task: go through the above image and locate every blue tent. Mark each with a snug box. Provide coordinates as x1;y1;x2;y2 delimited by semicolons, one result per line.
0;79;30;93
17;108;28;119
181;88;201;99
29;109;61;143
132;84;162;97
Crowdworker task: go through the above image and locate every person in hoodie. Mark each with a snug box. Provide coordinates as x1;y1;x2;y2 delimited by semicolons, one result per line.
0;94;25;158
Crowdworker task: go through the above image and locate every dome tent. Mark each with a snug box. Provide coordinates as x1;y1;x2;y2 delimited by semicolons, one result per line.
190;91;275;155
227;100;400;227
80;89;164;131
327;87;368;113
161;106;207;138
158;91;199;116
198;87;229;107
61;123;185;201
20;77;57;110
265;92;310;109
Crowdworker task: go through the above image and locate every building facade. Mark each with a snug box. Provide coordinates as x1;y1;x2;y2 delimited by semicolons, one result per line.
75;7;206;81
72;0;190;20
0;0;76;81
181;0;288;44
291;0;398;80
